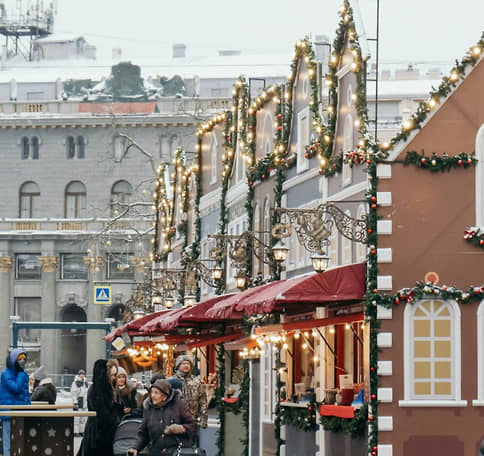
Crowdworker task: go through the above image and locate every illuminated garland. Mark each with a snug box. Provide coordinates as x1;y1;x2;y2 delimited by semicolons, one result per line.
280;394;318;432
374;32;484;159
401;150;476;171
215;342;226;456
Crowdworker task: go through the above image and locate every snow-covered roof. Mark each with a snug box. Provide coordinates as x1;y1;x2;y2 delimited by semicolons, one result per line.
367;78;442;99
33;34;85;44
0;52;292;84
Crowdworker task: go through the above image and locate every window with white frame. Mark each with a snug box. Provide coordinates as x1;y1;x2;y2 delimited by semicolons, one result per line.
342;210;352;264
260;343;276;422
19;181;40;218
263;199;271;278
210;133;218;184
296;107;310;173
342;114;353;186
404;299;461;401
356;205;367;262
111;180;133;216
328;224;339;266
65;181;87;218
475;123;484;226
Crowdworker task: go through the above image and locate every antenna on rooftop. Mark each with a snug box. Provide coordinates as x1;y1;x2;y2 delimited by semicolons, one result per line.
0;0;55;62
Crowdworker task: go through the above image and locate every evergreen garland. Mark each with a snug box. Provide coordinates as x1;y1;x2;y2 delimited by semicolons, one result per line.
375;32;484;159
401;150;476;171
274;349;284;456
464;227;484;249
320;404;368;438
280;394;318;432
215;343;226;456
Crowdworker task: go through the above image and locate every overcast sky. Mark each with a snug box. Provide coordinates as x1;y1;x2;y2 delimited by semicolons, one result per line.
16;0;484;64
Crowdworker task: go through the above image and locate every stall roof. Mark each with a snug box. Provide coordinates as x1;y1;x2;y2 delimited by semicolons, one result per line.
139;293;240;334
104;309;171;342
207;263;366;319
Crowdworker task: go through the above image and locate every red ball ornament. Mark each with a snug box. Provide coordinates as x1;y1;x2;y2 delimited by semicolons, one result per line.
367;228;373;234
371;204;377;209
370;366;375;372
372;288;378;294
308;406;312;411
371;394;376;400
395;297;400;304
249;181;253;186
480;240;484;245
468;158;473;164
277;113;282;119
369;415;374;421
421;158;426;164
367;159;371;164
319;169;323;175
305;154;309;159
262;174;266;179
372;452;377;456
373;446;378;452
457;159;463;165
370;196;377;202
278;126;283;131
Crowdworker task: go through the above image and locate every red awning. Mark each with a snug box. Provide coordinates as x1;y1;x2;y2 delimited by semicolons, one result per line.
104;310;171;342
207;263;365;318
139;294;240;334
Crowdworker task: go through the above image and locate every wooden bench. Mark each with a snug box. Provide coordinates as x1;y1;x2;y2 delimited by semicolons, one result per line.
0;410;95;456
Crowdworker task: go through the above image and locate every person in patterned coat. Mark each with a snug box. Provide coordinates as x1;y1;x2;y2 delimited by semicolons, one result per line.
169;354;207;429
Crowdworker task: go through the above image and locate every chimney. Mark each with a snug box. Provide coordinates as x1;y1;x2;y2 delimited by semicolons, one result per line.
112;47;122;60
218;50;241;57
173;44;186;58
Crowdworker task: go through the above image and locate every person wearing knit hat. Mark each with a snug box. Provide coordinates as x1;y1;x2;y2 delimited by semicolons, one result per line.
169;353;208;430
129;378;196;456
115;365;138;418
31;365;57;405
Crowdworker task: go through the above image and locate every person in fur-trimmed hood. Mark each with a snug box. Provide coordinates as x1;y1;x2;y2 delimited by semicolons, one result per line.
0;348;31;456
169;354;207;428
31;365;57;404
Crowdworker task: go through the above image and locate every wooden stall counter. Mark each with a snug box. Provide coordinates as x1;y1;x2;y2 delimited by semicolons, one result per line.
0;410;95;456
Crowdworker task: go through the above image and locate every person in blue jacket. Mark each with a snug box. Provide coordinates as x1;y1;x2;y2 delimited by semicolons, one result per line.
0;348;31;456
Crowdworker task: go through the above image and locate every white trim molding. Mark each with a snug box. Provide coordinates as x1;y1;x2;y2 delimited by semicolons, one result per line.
377;332;392;348
377;305;392;320
377;387;393;403
378;361;393;376
377;163;392;179
377;220;392;235
377;444;393;456
378;416;393;431
377;275;392;290
377;191;392;206
377;248;392;263
399;400;467;407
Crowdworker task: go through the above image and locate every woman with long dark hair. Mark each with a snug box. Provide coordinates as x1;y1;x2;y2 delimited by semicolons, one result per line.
77;359;123;456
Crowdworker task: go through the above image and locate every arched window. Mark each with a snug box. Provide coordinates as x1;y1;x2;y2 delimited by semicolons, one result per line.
111;180;133;216
66;136;75;159
210;133;218;184
342;114;353;186
65;181;87;218
19;181;40;218
342;210;353;265
328;223;339;266
403;299;461;402
356;205;367;262
263;198;271;277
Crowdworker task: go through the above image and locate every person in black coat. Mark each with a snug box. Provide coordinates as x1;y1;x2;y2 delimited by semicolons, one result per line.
30;365;57;404
77;359;123;456
129;379;196;456
114;366;139;418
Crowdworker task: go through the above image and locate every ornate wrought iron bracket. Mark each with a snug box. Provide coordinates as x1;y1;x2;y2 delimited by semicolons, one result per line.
275;203;368;255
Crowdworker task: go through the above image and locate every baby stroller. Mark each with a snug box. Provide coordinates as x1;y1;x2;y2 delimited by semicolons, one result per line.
113;414;145;456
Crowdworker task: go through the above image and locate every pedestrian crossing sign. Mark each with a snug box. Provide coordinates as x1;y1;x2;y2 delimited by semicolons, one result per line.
94;285;112;304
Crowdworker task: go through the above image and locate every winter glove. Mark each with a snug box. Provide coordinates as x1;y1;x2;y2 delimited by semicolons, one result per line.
164;424;186;435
